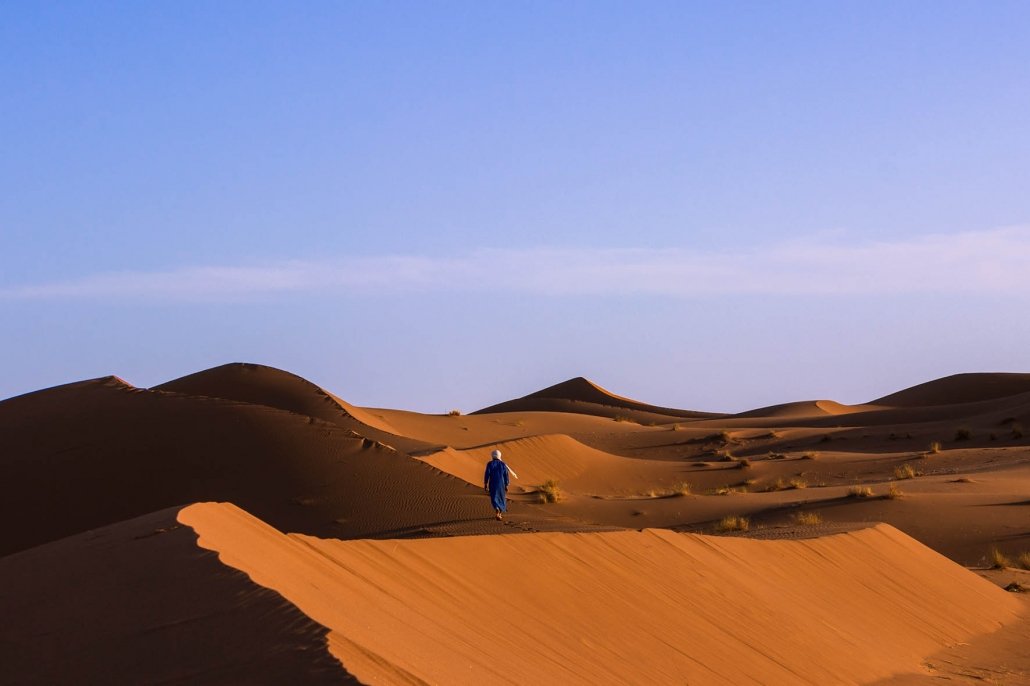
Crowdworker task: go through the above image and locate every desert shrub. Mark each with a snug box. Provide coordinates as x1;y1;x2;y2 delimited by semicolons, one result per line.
538;480;564;503
1016;551;1030;570
954;427;972;441
613;415;638;424
768;452;787;460
717;515;750;532
893;464;918;480
989;547;1011;569
928;441;942;454
1012;423;1024;440
766;478;787;492
800;452;818;460
788;478;807;489
793;512;822;525
848;485;875;499
672;482;692;497
735;457;751;469
447;409;462;416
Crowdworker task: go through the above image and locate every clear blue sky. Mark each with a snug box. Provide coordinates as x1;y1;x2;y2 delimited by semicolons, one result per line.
3;1;1029;412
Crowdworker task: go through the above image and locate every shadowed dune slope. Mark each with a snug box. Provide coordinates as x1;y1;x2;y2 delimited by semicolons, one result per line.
416;433;684;494
475;376;723;421
873;372;1030;407
0;506;356;685
182;502;1023;686
154;361;403;436
0;376;493;556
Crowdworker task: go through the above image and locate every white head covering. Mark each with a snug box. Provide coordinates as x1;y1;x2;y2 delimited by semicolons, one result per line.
491;449;502;459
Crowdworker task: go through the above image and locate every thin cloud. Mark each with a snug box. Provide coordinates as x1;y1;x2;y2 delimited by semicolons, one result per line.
3;226;1030;301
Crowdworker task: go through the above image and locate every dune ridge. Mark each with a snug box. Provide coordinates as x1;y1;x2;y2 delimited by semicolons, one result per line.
416;433;685;494
872;372;1030;408
475;376;723;421
180;501;1023;686
154;361;404;436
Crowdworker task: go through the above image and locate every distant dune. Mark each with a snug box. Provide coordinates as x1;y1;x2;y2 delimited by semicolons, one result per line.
734;399;882;419
474;376;724;422
155;361;404;436
872;372;1030;407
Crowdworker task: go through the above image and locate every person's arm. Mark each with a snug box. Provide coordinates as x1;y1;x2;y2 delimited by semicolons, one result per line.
502;465;509;489
484;464;491;491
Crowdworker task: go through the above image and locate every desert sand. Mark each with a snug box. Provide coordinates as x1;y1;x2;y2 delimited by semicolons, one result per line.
2;362;1029;684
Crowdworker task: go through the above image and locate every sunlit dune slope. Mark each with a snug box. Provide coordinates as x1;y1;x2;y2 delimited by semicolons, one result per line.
154;361;403;436
416;433;686;494
872;372;1030;407
0;506;356;685
474;376;724;421
0;376;490;555
181;502;1023;686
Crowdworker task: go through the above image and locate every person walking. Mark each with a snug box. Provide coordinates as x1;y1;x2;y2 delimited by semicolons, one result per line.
484;449;510;520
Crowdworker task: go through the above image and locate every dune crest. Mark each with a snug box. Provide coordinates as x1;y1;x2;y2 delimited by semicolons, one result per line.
735;398;881;418
180;502;1023;686
154;362;402;436
475;376;722;421
873;372;1030;407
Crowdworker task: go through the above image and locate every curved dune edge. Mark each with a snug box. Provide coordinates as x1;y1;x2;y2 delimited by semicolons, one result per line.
179;503;1023;686
414;433;683;494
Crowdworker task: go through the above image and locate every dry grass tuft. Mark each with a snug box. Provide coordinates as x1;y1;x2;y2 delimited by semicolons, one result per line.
989;547;1011;569
765;478;787;492
793;511;822;525
893;463;918;480
1017;551;1030;571
538;480;565;503
1012;422;1024;440
735;457;751;469
800;452;818;460
447;409;462;416
671;481;692;497
885;482;903;499
928;441;942;454
848;485;875;499
788;478;808;489
613;415;639;424
954;427;972;442
717;515;750;532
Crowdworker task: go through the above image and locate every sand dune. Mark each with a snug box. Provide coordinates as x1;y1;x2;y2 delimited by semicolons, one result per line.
735;399;882;418
873;372;1030;407
181;501;1024;685
4;364;1030;683
0;506;356;685
0;375;507;555
475;376;723;422
415;433;688;495
155;361;404;437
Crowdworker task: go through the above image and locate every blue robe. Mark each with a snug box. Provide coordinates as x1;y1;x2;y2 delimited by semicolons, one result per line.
484;458;510;512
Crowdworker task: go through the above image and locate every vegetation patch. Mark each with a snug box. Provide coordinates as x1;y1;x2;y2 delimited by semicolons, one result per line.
717;515;750;532
989;547;1011;569
538;480;565;503
847;485;875;499
792;511;822;525
893;463;919;480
